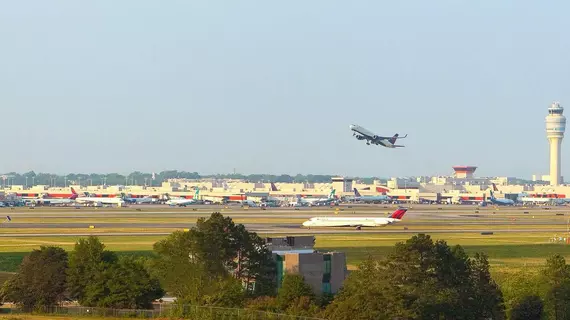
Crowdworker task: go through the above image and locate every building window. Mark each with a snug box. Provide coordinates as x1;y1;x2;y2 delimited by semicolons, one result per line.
322;282;331;294
323;254;331;283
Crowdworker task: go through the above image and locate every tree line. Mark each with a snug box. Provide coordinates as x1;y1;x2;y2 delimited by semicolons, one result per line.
0;171;383;187
1;212;565;319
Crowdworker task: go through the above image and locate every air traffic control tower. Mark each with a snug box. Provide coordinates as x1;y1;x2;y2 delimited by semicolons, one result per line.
546;102;566;185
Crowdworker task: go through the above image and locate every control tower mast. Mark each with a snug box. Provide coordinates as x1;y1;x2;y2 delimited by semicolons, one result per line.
546;102;566;185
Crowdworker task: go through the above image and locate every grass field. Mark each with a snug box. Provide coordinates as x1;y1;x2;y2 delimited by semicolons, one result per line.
0;316;139;320
1;232;570;273
1;204;570;274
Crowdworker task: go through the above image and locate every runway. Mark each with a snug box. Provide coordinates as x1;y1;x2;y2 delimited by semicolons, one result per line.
1;204;569;237
1;228;568;237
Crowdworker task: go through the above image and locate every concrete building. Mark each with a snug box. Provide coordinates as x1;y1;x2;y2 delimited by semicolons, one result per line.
546;102;566;186
331;177;353;193
267;236;348;295
276;251;347;295
452;166;477;179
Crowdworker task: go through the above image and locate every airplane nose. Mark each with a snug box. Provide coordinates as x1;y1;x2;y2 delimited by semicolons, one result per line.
349;125;355;130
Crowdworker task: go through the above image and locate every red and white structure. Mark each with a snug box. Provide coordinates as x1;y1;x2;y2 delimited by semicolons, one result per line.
452;166;477;179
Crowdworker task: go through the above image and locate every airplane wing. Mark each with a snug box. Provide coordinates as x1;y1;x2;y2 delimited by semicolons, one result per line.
377;134;408;140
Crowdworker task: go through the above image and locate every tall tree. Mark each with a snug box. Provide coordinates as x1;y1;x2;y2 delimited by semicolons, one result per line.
67;236;117;305
510;295;543;320
0;246;68;311
324;234;506;320
276;273;318;315
98;256;164;309
470;253;505;319
152;212;275;305
544;254;570;320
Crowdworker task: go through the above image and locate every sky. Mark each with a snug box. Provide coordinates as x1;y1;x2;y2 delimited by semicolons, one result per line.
1;1;569;178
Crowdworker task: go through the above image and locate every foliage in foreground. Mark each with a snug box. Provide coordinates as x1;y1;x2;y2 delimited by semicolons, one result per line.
151;211;276;306
10;213;570;319
0;246;67;311
323;234;505;320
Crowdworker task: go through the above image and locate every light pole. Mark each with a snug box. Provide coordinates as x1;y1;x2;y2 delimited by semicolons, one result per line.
25;177;28;188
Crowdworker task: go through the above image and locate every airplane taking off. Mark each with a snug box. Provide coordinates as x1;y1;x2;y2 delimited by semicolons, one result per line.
302;207;408;230
349;124;407;148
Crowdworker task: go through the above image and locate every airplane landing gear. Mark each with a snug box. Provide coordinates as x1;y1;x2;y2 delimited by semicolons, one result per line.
356;226;362;230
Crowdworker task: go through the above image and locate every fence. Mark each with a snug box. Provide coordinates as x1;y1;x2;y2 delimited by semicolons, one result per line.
7;304;326;320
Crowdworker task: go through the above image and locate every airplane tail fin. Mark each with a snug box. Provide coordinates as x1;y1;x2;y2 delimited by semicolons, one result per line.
270;183;278;192
389;133;407;145
329;189;336;199
70;187;79;199
353;188;362;197
492;183;499;192
388;208;408;220
389;134;399;144
194;189;200;199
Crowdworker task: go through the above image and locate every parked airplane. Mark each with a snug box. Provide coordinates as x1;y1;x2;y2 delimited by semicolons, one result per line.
73;188;126;207
121;193;154;204
352;188;391;203
349;124;407;148
165;189;200;207
299;189;337;206
488;190;515;206
302;207;408;230
33;191;78;206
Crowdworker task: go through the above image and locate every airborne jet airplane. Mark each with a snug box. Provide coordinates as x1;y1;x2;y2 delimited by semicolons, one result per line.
349;124;407;148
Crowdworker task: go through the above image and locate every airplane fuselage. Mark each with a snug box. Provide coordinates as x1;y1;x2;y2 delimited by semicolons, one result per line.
349;124;405;148
76;197;125;206
302;217;399;228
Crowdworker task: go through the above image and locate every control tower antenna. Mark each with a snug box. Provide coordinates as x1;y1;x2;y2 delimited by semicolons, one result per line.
546;102;566;186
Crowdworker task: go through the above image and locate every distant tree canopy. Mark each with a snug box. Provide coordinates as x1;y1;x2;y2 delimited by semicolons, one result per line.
0;171;386;187
324;234;506;320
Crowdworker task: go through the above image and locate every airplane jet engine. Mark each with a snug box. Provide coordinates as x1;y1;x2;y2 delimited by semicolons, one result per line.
355;135;365;140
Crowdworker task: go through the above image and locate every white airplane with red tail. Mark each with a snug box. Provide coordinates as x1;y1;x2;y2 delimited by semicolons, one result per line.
302;207;408;230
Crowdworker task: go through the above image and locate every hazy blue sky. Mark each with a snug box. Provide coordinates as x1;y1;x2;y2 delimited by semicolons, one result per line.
1;1;569;178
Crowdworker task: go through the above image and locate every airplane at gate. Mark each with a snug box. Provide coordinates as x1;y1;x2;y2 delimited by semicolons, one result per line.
488;190;515;206
352;188;391;203
165;189;200;206
73;188;126;206
299;189;336;206
302;207;408;230
31;188;78;205
349;124;407;148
